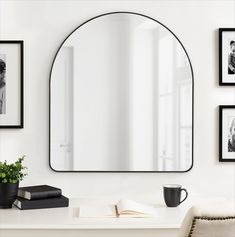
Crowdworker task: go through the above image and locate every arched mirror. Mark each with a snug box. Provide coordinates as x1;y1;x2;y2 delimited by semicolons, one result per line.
50;12;193;172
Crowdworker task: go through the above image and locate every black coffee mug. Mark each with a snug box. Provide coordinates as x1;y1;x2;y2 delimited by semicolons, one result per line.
163;184;188;207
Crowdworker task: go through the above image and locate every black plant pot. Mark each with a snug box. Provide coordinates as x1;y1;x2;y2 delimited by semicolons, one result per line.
0;182;19;208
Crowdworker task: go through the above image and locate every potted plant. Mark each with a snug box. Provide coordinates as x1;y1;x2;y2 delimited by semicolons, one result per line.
0;156;27;208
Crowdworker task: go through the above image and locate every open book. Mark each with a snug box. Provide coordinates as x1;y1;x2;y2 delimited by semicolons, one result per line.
79;199;158;218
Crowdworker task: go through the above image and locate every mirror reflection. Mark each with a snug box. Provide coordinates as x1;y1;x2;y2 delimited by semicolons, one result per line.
50;12;193;172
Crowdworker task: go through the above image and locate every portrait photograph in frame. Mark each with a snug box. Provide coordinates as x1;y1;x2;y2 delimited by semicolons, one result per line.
219;28;235;85
0;41;23;128
219;105;235;162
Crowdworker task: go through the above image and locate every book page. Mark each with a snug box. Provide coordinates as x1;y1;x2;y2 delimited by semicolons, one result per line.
116;199;158;217
79;205;117;218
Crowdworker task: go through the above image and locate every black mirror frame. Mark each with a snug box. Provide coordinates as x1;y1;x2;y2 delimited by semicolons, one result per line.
49;11;194;173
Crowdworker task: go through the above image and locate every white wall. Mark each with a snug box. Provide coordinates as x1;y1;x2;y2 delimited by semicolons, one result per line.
0;0;235;201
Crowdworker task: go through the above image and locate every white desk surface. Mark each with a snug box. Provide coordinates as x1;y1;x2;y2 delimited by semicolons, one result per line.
0;197;229;230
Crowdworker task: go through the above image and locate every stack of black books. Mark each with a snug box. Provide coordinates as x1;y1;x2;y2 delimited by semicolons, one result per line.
14;185;69;210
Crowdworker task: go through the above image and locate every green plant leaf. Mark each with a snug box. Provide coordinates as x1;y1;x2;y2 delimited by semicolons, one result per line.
0;155;27;184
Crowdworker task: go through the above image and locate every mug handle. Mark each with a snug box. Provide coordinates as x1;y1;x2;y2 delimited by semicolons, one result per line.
180;188;188;204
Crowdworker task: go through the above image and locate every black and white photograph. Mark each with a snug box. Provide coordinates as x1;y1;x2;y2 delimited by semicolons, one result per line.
0;41;23;128
0;54;6;114
219;105;235;161
228;40;235;74
219;28;235;85
227;116;235;152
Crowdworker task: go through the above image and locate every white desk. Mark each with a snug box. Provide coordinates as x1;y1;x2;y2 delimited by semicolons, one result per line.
0;198;190;237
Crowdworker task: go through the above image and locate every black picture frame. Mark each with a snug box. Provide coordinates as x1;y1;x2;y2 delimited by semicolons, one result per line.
0;40;24;128
219;105;235;162
219;28;235;85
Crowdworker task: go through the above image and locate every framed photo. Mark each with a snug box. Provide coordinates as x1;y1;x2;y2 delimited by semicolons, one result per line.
219;105;235;162
219;28;235;85
0;41;23;128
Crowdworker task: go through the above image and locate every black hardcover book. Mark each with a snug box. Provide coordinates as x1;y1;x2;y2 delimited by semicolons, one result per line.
17;185;62;200
14;195;69;210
